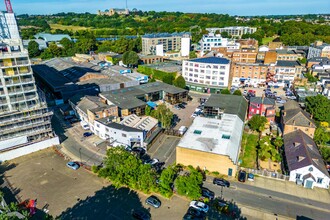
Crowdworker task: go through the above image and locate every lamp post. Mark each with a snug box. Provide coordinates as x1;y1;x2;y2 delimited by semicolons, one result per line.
79;148;82;164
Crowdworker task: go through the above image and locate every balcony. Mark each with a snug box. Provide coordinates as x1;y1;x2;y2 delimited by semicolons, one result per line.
0;51;28;59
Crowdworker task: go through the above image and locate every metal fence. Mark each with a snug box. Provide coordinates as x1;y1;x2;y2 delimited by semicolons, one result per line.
242;167;290;181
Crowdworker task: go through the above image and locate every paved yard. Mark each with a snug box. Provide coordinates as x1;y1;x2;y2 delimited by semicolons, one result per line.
148;135;181;167
2;148;189;219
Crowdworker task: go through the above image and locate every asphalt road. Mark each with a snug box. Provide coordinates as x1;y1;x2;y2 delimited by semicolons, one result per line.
203;181;330;220
51;108;104;166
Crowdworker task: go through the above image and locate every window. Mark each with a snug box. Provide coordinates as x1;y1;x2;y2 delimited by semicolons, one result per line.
317;178;323;184
105;128;109;132
194;130;202;134
296;173;301;179
122;133;127;137
96;124;100;128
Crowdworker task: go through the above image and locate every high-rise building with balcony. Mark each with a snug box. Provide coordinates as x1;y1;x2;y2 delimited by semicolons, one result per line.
0;10;59;161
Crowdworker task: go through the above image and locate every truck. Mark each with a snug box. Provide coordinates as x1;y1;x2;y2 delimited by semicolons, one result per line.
179;126;187;135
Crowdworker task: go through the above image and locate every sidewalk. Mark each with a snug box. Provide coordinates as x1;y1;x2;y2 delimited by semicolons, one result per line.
245;175;330;204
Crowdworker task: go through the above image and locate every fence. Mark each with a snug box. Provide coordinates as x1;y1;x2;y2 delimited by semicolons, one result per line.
242;167;290;181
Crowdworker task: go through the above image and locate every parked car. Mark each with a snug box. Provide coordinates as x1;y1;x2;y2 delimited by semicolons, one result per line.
248;173;255;181
191;113;197;118
64;115;74;120
69;118;80;123
185;207;206;219
189;201;209;213
145;195;161;208
183;213;205;220
83;132;93;137
178;103;186;109
132;147;146;157
238;170;247;182
174;104;181;110
144;158;159;166
201;187;215;200
213;178;230;187
131;209;150;220
66;161;80;170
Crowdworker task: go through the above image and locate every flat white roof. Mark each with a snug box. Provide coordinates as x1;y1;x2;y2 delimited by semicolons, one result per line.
177;114;243;163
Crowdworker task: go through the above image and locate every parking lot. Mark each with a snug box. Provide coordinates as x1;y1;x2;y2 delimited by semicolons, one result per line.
148;135;181;167
2;148;189;219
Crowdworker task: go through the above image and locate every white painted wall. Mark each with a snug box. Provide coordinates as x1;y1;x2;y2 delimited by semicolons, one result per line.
289;165;330;189
181;37;190;57
0;137;60;162
182;59;231;87
156;44;164;56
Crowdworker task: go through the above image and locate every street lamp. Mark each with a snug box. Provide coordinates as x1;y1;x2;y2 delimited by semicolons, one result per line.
79;148;82;164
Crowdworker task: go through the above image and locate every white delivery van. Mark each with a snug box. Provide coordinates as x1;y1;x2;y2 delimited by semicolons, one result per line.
179;126;187;135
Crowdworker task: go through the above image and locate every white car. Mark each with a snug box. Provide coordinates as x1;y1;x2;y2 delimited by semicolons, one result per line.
144;158;159;166
189;201;209;213
191;113;197;118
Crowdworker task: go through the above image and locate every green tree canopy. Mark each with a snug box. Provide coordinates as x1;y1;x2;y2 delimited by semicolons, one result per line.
221;88;231;94
248;115;268;132
232;90;242;96
306;95;330;123
27;40;40;57
189;51;197;59
175;166;203;200
314;127;330;145
258;136;281;162
151;104;173;129
122;51;139;67
173;75;186;89
158;165;179;198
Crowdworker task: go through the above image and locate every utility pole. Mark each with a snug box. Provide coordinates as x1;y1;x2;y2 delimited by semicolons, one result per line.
125;0;128;9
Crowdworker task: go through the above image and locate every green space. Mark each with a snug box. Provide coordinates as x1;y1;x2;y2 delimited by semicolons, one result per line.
50;23;90;31
261;37;276;45
239;132;258;168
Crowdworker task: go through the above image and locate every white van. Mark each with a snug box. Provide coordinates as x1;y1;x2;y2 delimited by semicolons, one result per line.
179;126;187;135
80;121;90;130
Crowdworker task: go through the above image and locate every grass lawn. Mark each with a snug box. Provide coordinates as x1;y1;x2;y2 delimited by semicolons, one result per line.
262;37;276;45
50;23;90;31
239;132;259;168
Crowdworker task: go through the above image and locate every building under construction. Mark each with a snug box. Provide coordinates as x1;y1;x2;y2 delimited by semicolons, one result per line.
0;1;59;161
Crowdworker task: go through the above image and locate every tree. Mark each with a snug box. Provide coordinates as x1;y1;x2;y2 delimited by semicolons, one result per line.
122;51;139;67
189;51;197;59
272;137;283;150
145;105;152;116
320;146;330;162
173;75;186;89
305;73;318;83
158;165;179;198
258;136;281;162
221;89;231;94
97;147;157;193
162;74;175;85
220;31;230;38
314;127;330;145
232;90;242;96
248;115;268;132
27;40;41;57
151;104;173;129
175;166;203;200
306;95;330;123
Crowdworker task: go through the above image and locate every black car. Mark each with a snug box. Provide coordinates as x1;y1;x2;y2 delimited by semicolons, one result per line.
178;103;186;109
145;195;161;208
201;187;215;200
132;147;146;157
213;178;230;187
184;207;206;219
132;209;150;220
238;170;247;182
83;132;93;137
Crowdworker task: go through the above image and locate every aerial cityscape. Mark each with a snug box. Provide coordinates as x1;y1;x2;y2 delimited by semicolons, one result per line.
0;0;330;219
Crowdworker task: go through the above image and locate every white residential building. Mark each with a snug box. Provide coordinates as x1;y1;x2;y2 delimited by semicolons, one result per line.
182;57;231;92
284;130;330;189
274;61;302;86
199;33;228;52
206;26;257;38
94;118;144;148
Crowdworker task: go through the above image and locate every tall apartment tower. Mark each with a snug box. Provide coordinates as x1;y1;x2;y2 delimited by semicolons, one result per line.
0;9;59;161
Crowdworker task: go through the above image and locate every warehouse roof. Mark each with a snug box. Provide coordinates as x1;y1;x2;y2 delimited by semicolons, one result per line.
178;115;243;164
204;94;248;121
101;82;187;109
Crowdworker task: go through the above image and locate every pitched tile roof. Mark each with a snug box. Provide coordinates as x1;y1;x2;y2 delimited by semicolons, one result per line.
284;130;329;177
250;97;275;105
283;101;315;127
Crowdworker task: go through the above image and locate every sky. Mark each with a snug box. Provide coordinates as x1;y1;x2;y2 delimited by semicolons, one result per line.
7;0;330;16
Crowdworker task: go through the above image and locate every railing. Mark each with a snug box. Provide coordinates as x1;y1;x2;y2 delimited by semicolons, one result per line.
241;167;290;181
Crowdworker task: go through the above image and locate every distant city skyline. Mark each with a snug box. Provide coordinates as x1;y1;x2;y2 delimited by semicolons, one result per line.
7;0;330;16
